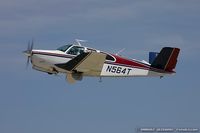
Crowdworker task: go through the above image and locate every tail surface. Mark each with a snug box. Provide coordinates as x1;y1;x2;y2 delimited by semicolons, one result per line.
150;47;180;72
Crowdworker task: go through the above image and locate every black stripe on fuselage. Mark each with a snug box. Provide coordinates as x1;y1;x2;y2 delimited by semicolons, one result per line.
55;52;91;71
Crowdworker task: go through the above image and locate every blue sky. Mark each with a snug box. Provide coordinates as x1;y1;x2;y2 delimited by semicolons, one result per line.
0;0;200;133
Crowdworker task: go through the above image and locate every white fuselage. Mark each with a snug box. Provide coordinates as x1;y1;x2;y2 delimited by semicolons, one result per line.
31;49;167;77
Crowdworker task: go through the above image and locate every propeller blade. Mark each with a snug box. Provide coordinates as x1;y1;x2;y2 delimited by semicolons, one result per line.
26;57;30;69
30;39;34;51
24;39;34;69
28;40;31;52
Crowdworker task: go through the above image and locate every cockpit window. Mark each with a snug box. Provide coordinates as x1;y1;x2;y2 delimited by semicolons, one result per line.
67;46;85;55
57;45;72;52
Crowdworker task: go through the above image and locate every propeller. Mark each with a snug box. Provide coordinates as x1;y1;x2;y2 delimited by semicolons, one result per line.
23;39;34;68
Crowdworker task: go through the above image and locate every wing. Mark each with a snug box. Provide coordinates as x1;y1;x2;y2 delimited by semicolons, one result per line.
55;52;106;76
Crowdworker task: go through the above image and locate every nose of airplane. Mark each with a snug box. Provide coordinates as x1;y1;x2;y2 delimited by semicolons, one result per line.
23;50;32;57
23;39;34;56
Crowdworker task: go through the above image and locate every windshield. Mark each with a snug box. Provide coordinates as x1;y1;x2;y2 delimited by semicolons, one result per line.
57;44;72;52
67;46;85;55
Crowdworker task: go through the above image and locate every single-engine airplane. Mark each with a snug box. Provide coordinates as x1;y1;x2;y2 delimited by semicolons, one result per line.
23;40;180;83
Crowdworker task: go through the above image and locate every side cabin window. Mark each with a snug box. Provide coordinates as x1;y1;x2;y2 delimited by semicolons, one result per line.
106;54;115;61
67;46;84;55
101;52;115;62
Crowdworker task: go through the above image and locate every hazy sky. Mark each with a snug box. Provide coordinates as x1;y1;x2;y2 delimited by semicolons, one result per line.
0;0;200;133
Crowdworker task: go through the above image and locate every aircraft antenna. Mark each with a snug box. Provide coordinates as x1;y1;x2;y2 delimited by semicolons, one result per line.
75;39;87;46
116;48;125;56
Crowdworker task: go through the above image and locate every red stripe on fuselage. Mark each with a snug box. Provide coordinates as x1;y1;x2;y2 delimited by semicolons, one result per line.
32;51;74;58
112;54;150;69
110;55;173;74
